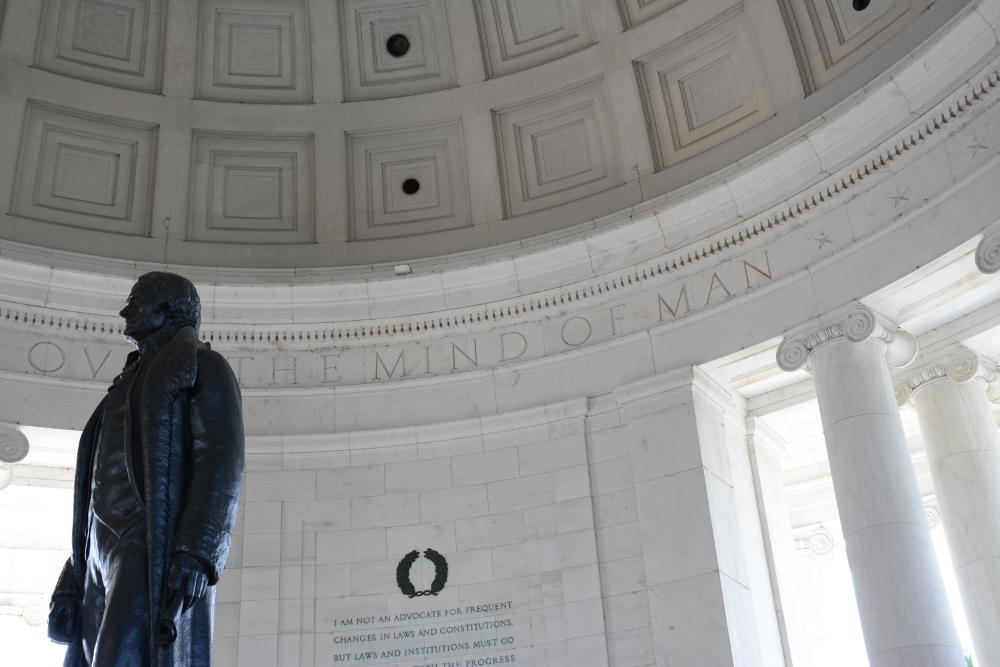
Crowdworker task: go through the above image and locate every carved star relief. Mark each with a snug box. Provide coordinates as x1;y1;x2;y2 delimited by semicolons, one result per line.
813;231;832;249
888;187;909;208
966;134;989;157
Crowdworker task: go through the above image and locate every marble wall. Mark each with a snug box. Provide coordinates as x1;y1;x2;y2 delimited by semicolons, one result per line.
202;368;784;667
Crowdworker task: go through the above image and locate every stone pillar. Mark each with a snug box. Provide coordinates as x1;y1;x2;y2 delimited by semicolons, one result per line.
746;418;811;667
777;305;964;667
896;346;1000;666
614;367;782;667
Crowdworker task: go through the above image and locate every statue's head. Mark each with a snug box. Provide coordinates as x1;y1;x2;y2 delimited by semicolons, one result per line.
120;272;201;345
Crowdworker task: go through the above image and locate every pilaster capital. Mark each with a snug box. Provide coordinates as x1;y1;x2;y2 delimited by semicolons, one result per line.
894;345;998;405
975;221;1000;274
776;304;917;373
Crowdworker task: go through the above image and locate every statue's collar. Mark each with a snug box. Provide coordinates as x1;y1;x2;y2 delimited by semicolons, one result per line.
111;327;200;393
138;326;180;359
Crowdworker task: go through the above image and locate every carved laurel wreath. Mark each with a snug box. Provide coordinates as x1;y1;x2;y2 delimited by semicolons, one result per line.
396;549;448;598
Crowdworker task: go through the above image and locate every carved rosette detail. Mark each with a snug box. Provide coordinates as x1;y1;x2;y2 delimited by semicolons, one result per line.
976;225;1000;274
0;425;28;463
777;305;916;372
895;345;996;405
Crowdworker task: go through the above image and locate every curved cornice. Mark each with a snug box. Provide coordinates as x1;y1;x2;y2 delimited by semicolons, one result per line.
0;2;994;420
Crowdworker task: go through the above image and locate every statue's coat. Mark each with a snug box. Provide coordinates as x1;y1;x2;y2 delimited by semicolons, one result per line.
52;327;244;666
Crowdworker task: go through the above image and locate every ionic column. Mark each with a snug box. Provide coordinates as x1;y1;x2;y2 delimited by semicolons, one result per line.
896;346;1000;666
777;305;964;667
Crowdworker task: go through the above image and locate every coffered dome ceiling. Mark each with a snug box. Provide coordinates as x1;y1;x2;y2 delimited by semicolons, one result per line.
0;0;971;276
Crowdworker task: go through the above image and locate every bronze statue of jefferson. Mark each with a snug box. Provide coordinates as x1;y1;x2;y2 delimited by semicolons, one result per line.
48;272;244;667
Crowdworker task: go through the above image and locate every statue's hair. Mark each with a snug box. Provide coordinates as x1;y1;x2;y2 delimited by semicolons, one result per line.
136;272;201;330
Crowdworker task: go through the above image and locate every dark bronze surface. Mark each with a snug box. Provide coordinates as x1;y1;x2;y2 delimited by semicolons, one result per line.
48;272;245;666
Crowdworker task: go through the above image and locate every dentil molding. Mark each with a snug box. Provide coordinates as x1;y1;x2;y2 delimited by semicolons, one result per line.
776;304;917;373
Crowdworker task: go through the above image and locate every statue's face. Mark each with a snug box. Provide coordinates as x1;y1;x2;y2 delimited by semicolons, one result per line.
120;280;168;344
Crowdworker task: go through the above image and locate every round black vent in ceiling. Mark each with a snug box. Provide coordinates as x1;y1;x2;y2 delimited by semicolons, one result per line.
386;34;411;58
852;0;870;10
402;178;420;195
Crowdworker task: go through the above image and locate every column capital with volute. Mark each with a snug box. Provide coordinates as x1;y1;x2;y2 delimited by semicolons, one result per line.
0;424;27;493
975;220;1000;274
0;423;29;464
776;303;917;373
894;345;999;406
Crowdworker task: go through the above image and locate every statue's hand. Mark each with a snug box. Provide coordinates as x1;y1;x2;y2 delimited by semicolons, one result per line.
47;596;79;644
168;552;209;612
